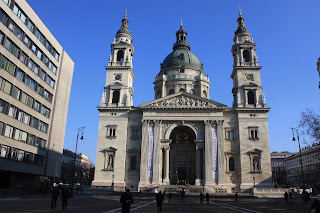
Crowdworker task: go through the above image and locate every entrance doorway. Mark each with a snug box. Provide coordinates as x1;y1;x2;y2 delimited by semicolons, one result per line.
169;126;196;185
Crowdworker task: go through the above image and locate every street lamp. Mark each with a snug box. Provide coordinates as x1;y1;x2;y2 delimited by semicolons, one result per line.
291;127;306;198
71;126;85;196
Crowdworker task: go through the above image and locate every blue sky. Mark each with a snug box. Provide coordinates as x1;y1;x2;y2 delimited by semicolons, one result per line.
27;0;320;164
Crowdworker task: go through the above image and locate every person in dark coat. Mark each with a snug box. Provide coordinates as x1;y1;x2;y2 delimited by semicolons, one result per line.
50;184;60;210
289;191;293;203
168;192;172;203
120;189;133;213
235;192;238;202
205;193;210;204
61;187;69;210
311;194;320;213
284;191;288;203
200;192;204;204
156;191;164;213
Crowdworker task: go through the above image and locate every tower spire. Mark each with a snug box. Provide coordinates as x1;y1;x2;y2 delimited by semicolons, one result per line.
239;6;242;17
181;18;183;27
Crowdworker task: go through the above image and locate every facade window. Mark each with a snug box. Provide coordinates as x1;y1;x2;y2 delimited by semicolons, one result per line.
41;105;50;118
0;145;10;158
8;20;23;40
130;156;137;170
19;52;28;64
10;85;21;100
106;126;117;139
131;128;140;139
0;99;8;114
33;100;41;112
42;54;49;65
0;9;8;25
243;50;250;62
13;4;26;24
0;31;4;43
25;75;37;91
30;117;38;129
117;50;124;62
179;68;185;73
43;90;53;103
8;105;17;118
248;127;259;140
169;89;174;95
225;128;235;140
4;124;14;138
112;90;120;104
179;88;185;92
2;79;12;95
229;157;235;171
0;56;17;76
203;90;207;98
247;91;255;104
27;134;35;145
46;75;55;88
49;61;57;74
23;36;31;48
38;120;48;133
21;92;34;108
28;59;39;75
39;70;46;81
190;89;195;95
3;0;11;7
36;85;44;96
27;20;35;32
35;29;45;45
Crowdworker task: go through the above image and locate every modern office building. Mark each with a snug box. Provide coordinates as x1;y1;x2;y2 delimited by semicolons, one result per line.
0;0;74;192
93;10;273;193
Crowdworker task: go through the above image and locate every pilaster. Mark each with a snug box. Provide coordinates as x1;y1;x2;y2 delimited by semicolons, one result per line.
204;120;213;185
217;120;225;185
152;120;161;184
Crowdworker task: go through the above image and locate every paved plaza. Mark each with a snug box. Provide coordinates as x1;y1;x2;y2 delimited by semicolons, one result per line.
0;193;316;213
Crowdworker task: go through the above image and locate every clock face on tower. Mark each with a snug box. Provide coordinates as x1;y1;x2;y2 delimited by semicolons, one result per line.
113;74;122;81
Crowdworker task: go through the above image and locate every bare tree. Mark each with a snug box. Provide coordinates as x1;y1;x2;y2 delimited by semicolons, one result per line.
299;108;320;143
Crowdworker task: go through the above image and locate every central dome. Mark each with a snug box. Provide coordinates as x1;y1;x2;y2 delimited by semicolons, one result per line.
161;48;202;71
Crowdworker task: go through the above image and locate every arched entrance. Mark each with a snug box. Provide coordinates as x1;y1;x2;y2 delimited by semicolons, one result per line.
169;126;196;185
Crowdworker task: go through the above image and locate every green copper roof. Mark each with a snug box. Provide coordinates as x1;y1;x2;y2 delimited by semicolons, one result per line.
161;48;203;71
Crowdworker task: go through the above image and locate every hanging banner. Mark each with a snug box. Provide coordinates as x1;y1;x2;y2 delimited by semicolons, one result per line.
212;127;218;178
148;127;154;178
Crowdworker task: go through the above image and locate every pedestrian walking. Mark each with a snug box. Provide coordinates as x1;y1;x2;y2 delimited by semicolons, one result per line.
156;191;164;213
120;189;133;213
80;185;83;194
139;189;142;198
61;187;70;210
284;191;288;203
200;192;204;204
50;184;60;210
311;194;320;213
289;191;293;204
235;192;238;202
205;193;210;204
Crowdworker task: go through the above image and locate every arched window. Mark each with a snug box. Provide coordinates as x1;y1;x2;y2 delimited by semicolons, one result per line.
203;90;207;98
179;88;185;92
131;156;137;170
250;130;254;139
117;50;124;63
112;90;120;103
255;130;258;138
229;157;235;171
169;89;175;95
243;50;250;62
190;89;195;95
247;91;255;104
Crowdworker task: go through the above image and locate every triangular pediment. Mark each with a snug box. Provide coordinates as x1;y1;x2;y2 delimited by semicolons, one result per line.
139;92;227;109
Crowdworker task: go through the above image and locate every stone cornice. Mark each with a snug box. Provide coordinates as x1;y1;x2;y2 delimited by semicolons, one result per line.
235;108;270;113
97;106;132;112
230;66;262;78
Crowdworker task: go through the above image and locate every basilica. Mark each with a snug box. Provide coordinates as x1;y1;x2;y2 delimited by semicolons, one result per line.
92;10;273;193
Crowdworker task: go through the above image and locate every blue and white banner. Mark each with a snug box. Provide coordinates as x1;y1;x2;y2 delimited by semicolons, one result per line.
212;128;218;178
148;127;154;178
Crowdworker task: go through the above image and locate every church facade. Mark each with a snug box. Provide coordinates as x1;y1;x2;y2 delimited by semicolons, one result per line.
92;10;273;193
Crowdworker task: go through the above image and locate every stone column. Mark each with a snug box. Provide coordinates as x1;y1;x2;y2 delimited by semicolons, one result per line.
152;120;161;185
217;120;225;185
195;145;201;185
163;147;170;184
139;120;149;186
204;120;213;185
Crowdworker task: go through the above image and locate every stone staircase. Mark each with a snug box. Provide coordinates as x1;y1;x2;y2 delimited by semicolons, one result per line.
156;185;227;195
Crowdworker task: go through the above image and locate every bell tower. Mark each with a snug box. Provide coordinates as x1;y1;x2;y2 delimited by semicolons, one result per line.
102;11;135;107
231;8;266;108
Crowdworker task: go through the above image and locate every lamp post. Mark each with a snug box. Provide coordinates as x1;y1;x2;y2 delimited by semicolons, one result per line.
291;128;306;198
71;126;85;197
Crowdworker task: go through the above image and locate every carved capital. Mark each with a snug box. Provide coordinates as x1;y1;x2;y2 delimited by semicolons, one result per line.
148;120;154;127
217;120;224;126
204;120;213;126
154;120;162;126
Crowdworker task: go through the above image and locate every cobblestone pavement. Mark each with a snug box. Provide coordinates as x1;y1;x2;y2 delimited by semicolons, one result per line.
0;194;315;213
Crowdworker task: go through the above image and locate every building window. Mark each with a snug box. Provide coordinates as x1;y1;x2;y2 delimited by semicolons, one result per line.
112;90;120;104
169;89;174;95
117;50;124;63
0;99;8;114
247;91;255;104
130;127;140;140
203;90;207;98
190;89;195;95
243;50;250;62
248;127;259;140
179;88;185;92
13;4;26;24
229;157;235;171
4;124;14;138
0;56;17;76
106;126;117;139
130;156;137;170
225;128;236;141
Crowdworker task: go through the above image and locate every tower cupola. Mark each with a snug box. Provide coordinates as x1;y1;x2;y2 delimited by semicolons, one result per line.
173;19;190;51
